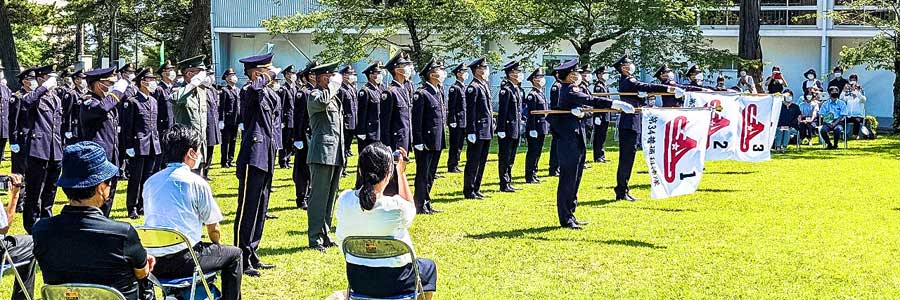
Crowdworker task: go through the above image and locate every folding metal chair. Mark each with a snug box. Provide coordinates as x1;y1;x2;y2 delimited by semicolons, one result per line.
1;238;33;300
41;283;126;300
135;226;217;300
341;236;422;300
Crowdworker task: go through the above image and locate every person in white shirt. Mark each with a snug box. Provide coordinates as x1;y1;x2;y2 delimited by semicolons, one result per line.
336;143;437;299
842;76;867;139
142;125;243;299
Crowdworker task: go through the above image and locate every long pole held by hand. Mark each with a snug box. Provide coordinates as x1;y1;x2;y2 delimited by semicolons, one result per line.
530;106;720;115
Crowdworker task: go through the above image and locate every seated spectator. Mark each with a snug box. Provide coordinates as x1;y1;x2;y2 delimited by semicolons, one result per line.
0;174;35;300
764;65;787;93
819;86;848;149
843;77;867;139
773;90;801;153
801;68;823;97
33;142;155;300
143;125;242;300
828;66;849;94
336;144;437;299
733;70;757;93
798;88;820;144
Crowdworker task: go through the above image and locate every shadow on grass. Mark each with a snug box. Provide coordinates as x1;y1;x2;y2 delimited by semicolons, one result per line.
219;206;306;225
705;171;756;175
466;226;665;249
579;199;620;207
603;206;698;213
596;183;651;190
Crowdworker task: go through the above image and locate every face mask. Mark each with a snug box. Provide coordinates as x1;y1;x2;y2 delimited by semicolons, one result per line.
287;74;297;82
739;71;747;77
805;95;812;101
583;74;593;82
461;72;470;81
270;81;281;90
436;70;447;83
228;75;237;83
65;78;74;87
126;73;136;81
515;73;525;83
196;71;208;81
145;81;158;91
693;73;704;81
625;65;636;74
78;80;87;90
849;80;857;85
834;73;842;78
98;82;112;96
375;73;384;83
572;73;583;86
482;67;491;79
536;77;546;87
666;72;675;81
349;75;358;83
784;94;792;101
601;73;609;81
167;71;176;81
27;80;38;90
329;73;343;87
192;152;202;169
403;66;414;79
806;74;815;80
830;92;840;98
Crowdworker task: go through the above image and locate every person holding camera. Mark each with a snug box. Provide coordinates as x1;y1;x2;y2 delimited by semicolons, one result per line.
0;174;35;300
764;65;788;94
335;144;437;299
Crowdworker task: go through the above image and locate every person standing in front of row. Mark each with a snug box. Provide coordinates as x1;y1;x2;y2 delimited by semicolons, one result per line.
121;68;161;219
411;58;446;214
354;61;385;189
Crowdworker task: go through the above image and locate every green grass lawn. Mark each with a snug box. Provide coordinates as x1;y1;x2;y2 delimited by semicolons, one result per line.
3;133;900;299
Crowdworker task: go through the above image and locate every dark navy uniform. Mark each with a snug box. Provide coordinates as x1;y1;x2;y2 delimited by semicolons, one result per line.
57;70;84;145
155;60;177;135
551;60;617;229
381;52;414;196
462;58;493;199
353;62;385;189
292;86;312;209
278;65;298;169
411;58;446;214
18;66;64;233
547;78;562;176
338;65;358;157
234;53;279;270
496;61;524;192
524;68;549;183
614;55;674;200
219;68;241;167
591;67;611;162
121;68;161;218
80;67;125;217
204;85;221;178
446;63;467;173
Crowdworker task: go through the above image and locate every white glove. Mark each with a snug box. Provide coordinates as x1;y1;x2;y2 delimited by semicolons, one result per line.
113;79;129;93
674;87;685;99
637;91;648;98
449;123;457;128
65;132;73;139
414;144;425;151
593;117;603;125
497;132;506;139
529;130;538;138
281;122;286;128
571;108;585;118
126;148;135;157
357;134;365;140
467;134;477;143
294;141;304;150
218;121;225;130
611;100;636;114
238;123;244;131
42;76;58;89
10;144;19;153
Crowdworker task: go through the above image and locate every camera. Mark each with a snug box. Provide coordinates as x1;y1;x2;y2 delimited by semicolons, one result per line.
393;150;409;162
0;175;10;191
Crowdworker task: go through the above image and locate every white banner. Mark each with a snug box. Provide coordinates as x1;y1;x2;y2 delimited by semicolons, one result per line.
735;95;779;162
641;108;712;199
682;93;741;161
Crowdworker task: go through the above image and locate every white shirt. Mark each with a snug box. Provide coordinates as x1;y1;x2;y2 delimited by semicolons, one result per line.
335;189;416;268
0;199;7;238
843;92;866;117
142;163;223;256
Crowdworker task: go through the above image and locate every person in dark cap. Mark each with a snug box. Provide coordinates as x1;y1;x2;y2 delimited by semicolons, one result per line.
339;65;358;162
154;60;178;141
654;65;702;107
278;64;299;169
300;60;319;91
496;60;524;193
304;61;345;251
462;57;493;199
577;64;595;153
80;66;130;217
802;67;823;97
9;68;40;213
121;68;161;219
234;52;279;276
61;69;88;145
411;58;446;214
524;67;549;184
445;62;467;173
172;55;210;175
614;54;682;201
380;52;414;196
0;63;12;161
32;141;154;300
685;65;716;91
219;68;241;168
353;61;385;188
16;65;64;233
547;69;563;177
552;59;636;229
591;66;611;163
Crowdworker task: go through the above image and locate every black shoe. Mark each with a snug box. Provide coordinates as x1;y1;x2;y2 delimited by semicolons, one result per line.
243;267;261;277
616;193;638;202
254;262;276;270
526;179;540;184
583;164;592;169
500;187;515;193
265;214;278;220
464;193;481;199
341;172;349;178
310;245;327;252
594;157;607;163
565;224;583;230
549;171;560;177
429;208;444;213
435;173;445;179
323;240;337;248
202;176;213;181
128;211;139;219
509;185;521;190
475;191;489;198
270;187;276;193
417;208;433;215
448;167;462;173
575;220;589;226
297;199;308;210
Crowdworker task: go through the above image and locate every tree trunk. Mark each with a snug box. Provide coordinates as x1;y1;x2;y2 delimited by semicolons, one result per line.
179;0;211;60
404;16;426;67
0;0;21;90
739;0;763;91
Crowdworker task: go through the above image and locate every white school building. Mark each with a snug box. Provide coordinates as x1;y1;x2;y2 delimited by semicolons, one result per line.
210;0;895;127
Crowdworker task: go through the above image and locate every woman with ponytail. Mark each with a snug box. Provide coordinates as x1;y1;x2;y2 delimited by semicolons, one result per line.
335;143;438;299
